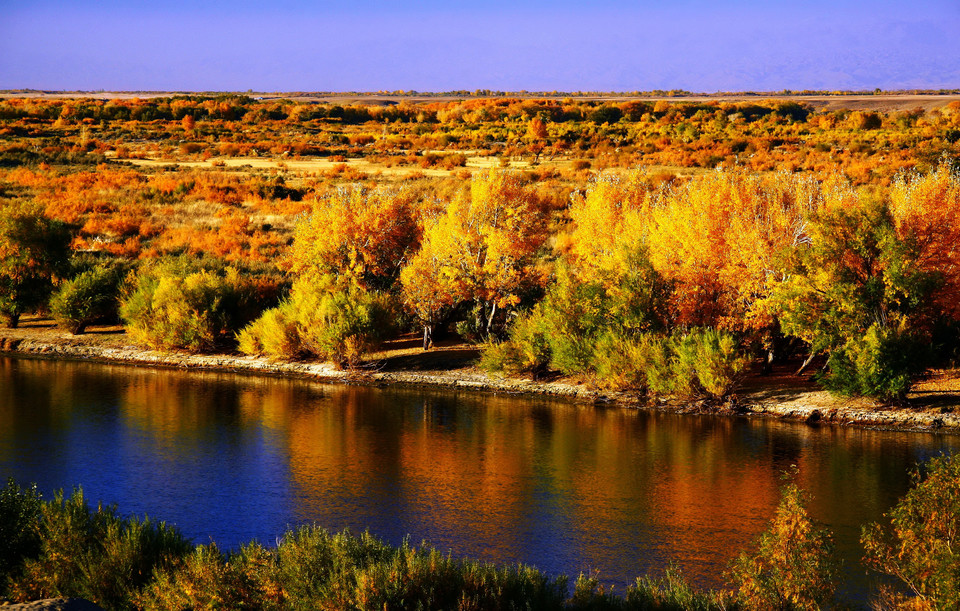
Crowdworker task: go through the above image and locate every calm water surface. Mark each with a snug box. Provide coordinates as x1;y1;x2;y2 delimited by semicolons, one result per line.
1;356;957;602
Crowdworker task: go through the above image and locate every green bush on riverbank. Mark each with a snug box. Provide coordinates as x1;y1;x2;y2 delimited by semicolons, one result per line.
2;453;959;610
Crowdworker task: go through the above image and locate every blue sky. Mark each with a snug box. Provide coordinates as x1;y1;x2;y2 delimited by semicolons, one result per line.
1;0;958;92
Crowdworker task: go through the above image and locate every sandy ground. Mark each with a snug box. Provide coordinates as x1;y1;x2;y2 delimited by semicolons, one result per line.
2;315;958;432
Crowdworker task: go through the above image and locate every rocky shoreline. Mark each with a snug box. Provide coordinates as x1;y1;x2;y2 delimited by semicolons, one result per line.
2;328;959;434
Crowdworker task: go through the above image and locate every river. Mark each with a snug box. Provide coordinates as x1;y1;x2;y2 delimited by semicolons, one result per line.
1;355;956;604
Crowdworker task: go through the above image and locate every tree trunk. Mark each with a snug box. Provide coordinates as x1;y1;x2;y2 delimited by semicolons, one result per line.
484;301;498;339
422;324;434;351
762;348;775;375
796;352;817;376
3;313;19;329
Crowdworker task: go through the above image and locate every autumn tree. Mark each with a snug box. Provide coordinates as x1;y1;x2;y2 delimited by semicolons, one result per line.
289;184;419;291
771;193;939;400
0;202;72;328
729;478;839;610
525;116;548;163
400;169;549;348
646;168;822;331
861;453;960;609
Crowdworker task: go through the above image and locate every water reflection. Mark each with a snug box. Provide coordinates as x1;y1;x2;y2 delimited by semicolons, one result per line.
0;356;956;601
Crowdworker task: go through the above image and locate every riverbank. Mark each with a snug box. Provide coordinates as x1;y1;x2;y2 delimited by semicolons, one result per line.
2;315;958;433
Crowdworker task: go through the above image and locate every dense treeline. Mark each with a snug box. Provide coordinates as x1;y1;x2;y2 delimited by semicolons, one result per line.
1;453;958;610
2;163;960;400
2;96;960;400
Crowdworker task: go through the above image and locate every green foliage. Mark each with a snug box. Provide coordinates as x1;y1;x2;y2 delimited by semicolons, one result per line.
120;257;267;352
820;322;930;401
479;308;551;376
138;543;278;611
670;328;751;400
5;487;192;610
49;262;123;334
861;453;960;610
0;202;72;328
728;479;839;610
772;199;940;399
625;566;734;610
238;275;393;368
0;479;42;586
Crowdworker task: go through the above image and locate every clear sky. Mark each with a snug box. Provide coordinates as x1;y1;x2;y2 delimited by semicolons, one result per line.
1;0;958;93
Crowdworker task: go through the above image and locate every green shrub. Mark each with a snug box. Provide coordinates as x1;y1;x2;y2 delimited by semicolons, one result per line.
479;308;551;376
238;275;393;368
671;328;750;400
138;543;279;611
120;258;266;352
0;479;42;587
49;263;123;334
0;203;72;328
7;487;192;609
728;479;839;610
589;331;660;391
821;322;929;402
861;453;960;609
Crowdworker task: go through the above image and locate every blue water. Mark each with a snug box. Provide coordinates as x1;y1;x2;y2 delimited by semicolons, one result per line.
1;355;956;604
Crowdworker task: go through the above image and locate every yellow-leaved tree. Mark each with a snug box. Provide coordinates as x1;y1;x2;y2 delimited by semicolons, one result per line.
400;169;549;348
289;184;420;290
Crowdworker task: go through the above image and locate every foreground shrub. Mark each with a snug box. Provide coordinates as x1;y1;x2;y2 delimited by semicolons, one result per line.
862;453;960;609
238;275;393;368
138;543;279;611
0;479;42;586
143;525;566;611
728;479;839;610
6;487;192;610
626;566;734;610
49;263;123;334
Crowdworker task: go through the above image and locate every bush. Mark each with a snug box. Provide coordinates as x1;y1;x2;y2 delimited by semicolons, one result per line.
728;479;839;610
238;275;393;369
138;543;278;611
589;331;661;391
479;308;550;376
6;487;192;610
861;453;960;609
670;328;750;400
0;479;41;586
49;263;123;334
820;322;930;402
120;258;267;352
